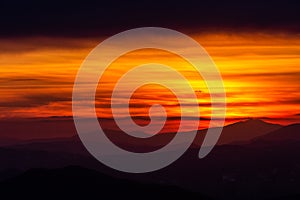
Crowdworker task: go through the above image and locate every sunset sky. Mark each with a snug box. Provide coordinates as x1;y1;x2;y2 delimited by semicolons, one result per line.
0;0;299;133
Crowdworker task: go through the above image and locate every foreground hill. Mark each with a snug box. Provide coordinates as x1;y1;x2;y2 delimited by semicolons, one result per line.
0;120;299;199
0;166;209;200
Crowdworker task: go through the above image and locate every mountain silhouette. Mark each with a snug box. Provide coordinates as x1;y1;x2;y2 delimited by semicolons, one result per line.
0;137;24;147
0;118;76;140
216;119;282;144
0;121;300;199
2;119;283;154
252;123;300;143
0;166;210;199
190;119;282;147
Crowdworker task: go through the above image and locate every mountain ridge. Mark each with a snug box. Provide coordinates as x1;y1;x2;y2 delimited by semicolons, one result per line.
1;119;285;153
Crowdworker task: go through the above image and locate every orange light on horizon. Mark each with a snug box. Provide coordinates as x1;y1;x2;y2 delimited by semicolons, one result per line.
0;32;299;127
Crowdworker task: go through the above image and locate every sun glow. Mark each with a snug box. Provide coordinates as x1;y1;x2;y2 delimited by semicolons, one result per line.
1;32;299;127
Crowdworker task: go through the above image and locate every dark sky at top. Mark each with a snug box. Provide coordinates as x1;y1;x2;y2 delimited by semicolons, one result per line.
0;0;299;37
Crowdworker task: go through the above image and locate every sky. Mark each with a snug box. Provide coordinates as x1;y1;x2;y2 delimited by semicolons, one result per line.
0;0;299;132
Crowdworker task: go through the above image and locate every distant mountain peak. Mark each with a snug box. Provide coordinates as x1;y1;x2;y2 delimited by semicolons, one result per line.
229;118;282;128
239;118;273;125
215;118;282;145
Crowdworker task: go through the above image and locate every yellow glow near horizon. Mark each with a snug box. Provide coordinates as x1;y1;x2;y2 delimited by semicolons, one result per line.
0;32;299;127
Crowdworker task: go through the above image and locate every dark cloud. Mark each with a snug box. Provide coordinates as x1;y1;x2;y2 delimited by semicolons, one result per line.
222;72;300;82
0;94;71;108
0;77;73;88
96;97;300;110
0;0;299;38
105;116;212;121
0;37;96;54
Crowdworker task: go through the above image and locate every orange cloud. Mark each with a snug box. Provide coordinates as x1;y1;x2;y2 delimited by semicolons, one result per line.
0;32;299;128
